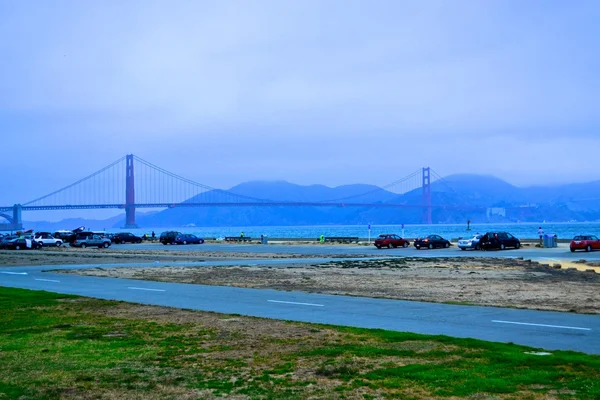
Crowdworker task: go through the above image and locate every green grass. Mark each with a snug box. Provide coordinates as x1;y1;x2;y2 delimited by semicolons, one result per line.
1;287;599;399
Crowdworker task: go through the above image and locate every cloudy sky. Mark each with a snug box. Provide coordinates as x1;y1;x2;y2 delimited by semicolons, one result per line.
2;0;599;211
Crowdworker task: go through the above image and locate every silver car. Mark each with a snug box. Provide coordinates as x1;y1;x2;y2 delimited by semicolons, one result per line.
458;234;483;250
71;233;111;248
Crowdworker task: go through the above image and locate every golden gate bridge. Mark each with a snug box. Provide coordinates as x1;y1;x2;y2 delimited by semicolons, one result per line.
0;154;474;230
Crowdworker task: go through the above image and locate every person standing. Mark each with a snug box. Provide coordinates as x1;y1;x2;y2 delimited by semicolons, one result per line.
538;226;544;246
151;231;156;240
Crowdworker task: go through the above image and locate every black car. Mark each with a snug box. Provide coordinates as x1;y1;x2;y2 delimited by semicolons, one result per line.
2;237;43;250
54;226;86;245
414;235;451;250
160;231;183;245
112;232;142;244
174;233;204;245
480;232;521;250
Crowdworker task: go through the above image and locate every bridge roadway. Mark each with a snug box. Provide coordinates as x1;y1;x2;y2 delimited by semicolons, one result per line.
2;246;599;355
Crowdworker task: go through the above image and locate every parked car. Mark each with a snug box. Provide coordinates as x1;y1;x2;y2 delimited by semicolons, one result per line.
480;232;520;250
112;232;142;244
174;233;204;245
458;234;483;251
54;227;86;245
2;237;43;250
34;232;63;247
374;234;410;249
570;235;600;252
414;235;451;250
0;235;17;249
71;232;111;248
160;231;183;245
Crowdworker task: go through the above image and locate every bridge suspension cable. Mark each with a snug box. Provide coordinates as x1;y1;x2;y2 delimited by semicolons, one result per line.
23;156;127;206
317;169;423;203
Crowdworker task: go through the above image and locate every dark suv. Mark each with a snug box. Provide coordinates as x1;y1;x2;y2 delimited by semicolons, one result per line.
160;231;182;245
480;232;520;250
112;232;142;244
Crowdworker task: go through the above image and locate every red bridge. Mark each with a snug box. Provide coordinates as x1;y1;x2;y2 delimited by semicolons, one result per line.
0;154;469;230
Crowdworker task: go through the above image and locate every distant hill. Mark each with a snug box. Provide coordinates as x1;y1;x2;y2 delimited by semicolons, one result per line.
136;181;397;227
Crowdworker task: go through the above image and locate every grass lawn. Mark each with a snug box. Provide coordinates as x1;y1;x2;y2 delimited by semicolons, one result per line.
1;287;599;399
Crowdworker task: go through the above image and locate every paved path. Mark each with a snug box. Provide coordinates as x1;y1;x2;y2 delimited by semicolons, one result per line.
2;257;599;355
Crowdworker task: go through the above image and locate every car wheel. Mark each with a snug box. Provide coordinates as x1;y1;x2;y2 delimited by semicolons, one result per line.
570;248;575;252
415;245;420;250
515;243;520;249
475;244;481;250
444;242;449;248
81;243;86;248
103;242;109;248
388;243;392;249
500;244;505;250
162;242;167;245
183;240;188;245
376;245;381;249
137;239;142;243
461;248;466;251
56;241;62;247
199;239;204;244
586;245;592;252
428;244;433;249
15;245;21;250
403;242;408;248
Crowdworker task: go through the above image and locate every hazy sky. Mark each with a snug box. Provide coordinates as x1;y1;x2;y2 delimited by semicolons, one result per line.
2;0;600;210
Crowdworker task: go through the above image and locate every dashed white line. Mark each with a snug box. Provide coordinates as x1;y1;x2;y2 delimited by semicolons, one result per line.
0;271;28;275
127;287;166;292
35;278;60;283
492;320;591;331
268;300;324;307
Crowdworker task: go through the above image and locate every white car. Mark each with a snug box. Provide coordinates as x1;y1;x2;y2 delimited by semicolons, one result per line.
458;234;483;251
34;232;63;247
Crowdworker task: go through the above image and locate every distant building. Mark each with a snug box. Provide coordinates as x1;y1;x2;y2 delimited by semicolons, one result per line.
487;207;506;218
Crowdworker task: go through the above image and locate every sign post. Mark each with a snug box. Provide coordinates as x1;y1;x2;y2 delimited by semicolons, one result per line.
368;223;371;244
401;223;405;239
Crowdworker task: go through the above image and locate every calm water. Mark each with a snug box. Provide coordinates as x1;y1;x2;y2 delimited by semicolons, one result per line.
124;222;600;240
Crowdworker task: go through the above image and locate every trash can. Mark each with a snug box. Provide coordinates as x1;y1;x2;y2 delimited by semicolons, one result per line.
543;234;557;248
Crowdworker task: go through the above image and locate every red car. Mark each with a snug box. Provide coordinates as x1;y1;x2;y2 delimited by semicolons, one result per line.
570;235;600;252
374;234;410;249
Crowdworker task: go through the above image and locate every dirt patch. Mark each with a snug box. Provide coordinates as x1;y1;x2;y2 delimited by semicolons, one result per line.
57;257;600;314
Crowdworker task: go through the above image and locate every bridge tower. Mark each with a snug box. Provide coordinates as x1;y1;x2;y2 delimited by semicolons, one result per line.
422;167;432;224
124;154;138;228
13;204;23;230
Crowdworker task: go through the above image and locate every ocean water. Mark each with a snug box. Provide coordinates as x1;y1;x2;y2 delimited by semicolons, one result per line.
124;222;600;240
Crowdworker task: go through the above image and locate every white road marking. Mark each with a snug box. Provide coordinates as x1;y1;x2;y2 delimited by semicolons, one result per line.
127;287;166;292
0;271;28;275
35;278;60;283
492;320;591;331
268;300;324;307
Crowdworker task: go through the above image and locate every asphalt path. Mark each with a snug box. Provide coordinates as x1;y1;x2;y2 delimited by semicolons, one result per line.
122;242;600;262
2;256;599;355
